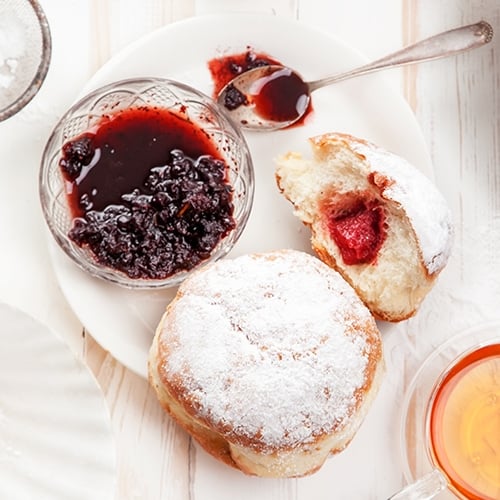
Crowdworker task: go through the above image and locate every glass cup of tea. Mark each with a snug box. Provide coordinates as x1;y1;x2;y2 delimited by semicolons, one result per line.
390;322;500;500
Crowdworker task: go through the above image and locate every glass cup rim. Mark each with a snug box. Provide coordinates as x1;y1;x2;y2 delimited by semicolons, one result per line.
423;340;500;499
398;321;500;499
39;77;255;289
0;0;52;121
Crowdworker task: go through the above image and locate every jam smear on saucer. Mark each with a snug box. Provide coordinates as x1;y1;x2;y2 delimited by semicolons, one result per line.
208;48;281;97
59;106;235;280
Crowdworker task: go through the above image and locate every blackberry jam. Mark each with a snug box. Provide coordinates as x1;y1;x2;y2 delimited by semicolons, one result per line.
208;48;280;98
250;67;309;123
208;48;313;126
59;106;236;280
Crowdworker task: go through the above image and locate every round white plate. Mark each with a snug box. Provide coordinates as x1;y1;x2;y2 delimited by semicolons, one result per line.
49;13;432;378
0;302;116;500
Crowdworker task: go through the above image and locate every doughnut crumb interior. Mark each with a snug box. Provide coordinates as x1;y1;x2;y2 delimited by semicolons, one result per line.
275;132;454;322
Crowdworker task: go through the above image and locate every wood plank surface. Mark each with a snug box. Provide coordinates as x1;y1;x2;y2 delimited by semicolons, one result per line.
0;1;498;498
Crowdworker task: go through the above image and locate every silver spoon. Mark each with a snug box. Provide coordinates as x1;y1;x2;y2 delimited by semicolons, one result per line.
217;20;493;131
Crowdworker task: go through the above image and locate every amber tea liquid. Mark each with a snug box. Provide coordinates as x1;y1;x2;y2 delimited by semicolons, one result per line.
428;343;500;500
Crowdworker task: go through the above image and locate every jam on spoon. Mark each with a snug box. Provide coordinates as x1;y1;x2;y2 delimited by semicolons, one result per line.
218;21;493;131
244;66;309;123
207;48;281;98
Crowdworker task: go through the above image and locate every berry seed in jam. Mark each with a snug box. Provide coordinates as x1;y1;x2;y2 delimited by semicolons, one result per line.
58;106;236;280
222;83;249;111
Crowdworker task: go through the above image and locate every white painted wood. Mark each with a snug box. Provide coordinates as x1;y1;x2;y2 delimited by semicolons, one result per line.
402;1;500;354
0;0;498;498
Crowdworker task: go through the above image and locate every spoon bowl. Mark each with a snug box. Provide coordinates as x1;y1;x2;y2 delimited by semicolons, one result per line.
218;65;311;130
217;20;493;132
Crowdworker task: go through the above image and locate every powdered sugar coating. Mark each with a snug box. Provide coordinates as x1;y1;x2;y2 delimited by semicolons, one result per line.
158;250;380;451
341;136;453;274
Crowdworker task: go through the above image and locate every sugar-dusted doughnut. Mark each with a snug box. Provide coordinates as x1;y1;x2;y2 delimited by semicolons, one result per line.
148;249;383;477
275;133;453;321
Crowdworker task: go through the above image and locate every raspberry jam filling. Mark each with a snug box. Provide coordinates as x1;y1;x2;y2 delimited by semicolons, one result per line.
59;106;235;280
323;194;386;265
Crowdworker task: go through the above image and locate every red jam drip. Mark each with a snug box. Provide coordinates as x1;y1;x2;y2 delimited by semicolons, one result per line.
58;106;235;280
327;199;386;265
251;67;309;123
207;48;281;97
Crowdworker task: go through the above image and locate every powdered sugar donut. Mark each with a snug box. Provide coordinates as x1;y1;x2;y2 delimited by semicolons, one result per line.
275;133;453;322
148;249;383;477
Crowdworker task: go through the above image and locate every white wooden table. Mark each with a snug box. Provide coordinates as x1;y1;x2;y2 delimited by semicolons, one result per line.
0;1;498;498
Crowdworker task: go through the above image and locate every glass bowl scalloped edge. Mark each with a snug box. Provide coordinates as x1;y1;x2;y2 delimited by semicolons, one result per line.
39;77;255;289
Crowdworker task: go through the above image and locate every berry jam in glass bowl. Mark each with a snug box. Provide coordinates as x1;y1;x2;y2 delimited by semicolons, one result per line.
39;78;254;289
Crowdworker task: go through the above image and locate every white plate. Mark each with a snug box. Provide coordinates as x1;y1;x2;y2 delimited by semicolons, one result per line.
0;302;116;500
49;13;432;378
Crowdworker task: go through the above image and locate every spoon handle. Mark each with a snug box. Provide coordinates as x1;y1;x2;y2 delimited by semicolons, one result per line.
307;21;493;92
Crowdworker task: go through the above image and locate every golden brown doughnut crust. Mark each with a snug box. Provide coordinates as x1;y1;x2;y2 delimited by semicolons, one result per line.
148;249;384;477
